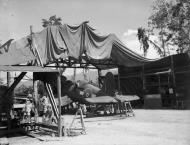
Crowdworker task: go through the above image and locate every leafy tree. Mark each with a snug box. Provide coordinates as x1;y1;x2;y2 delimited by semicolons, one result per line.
138;0;190;57
42;15;62;28
166;0;190;53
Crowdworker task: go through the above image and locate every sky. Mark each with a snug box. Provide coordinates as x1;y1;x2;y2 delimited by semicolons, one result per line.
0;0;159;82
0;0;160;58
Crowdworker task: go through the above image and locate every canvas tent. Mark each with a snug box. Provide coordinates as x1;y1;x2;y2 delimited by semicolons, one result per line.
1;22;189;109
0;22;152;68
119;53;190;108
0;22;155;136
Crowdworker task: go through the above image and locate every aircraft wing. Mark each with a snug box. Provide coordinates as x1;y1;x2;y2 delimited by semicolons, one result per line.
55;96;73;106
115;95;140;102
85;96;118;104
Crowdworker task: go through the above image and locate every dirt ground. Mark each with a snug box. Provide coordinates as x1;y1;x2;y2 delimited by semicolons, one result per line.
7;109;190;145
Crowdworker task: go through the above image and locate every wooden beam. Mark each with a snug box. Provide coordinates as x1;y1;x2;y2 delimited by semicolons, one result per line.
35;122;58;131
3;72;26;98
57;72;62;137
45;65;98;69
117;67;121;93
7;72;11;87
142;64;146;91
33;79;39;122
170;55;176;106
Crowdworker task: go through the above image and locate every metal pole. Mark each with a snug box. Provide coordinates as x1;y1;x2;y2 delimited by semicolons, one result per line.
57;72;62;137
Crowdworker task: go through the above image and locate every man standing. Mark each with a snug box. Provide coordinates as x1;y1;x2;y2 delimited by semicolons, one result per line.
23;99;33;123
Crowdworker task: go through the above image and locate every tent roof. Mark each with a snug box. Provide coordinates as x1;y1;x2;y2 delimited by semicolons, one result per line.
0;22;152;69
119;53;190;76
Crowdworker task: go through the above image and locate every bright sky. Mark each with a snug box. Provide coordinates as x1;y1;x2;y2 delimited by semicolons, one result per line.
0;0;159;58
0;0;160;82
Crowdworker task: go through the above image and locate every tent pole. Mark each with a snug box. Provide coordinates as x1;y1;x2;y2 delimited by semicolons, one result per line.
30;25;43;66
158;75;161;93
117;67;121;94
33;76;39;122
171;55;176;107
142;63;146;91
30;27;39;123
7;72;11;87
57;72;62;137
73;64;76;81
6;71;11;131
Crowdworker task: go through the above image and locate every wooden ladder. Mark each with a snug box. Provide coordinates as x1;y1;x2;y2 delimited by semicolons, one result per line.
68;106;86;135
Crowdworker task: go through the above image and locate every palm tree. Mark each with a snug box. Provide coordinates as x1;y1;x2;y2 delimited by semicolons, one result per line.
42;15;62;28
137;27;165;57
137;28;149;57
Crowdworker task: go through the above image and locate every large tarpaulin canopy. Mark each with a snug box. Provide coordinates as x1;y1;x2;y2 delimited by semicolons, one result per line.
118;53;190;98
0;22;151;69
119;53;190;75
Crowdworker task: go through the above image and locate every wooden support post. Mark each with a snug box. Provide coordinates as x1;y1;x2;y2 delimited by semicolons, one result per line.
30;26;40;123
7;72;11;87
171;55;176;107
30;25;43;66
117;67;121;93
158;75;161;94
142;64;146;91
57;72;62;137
6;71;11;131
73;64;76;81
33;77;39;122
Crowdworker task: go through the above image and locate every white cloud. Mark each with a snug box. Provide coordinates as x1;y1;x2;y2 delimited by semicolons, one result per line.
123;29;137;37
